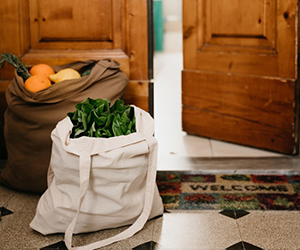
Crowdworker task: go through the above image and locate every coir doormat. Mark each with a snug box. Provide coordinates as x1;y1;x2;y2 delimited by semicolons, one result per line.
156;171;300;210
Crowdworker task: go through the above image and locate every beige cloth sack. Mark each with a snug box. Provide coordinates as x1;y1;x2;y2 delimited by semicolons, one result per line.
1;59;128;193
30;106;164;249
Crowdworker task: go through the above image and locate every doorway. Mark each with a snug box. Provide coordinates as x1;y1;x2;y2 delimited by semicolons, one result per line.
152;0;284;170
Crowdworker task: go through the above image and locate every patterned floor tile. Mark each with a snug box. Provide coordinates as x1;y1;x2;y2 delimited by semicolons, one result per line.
219;210;250;219
132;241;168;250
40;240;68;250
237;211;300;250
153;211;241;250
0;207;13;217
226;241;263;250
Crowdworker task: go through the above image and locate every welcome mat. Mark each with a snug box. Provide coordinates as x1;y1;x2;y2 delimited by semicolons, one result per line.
156;171;300;210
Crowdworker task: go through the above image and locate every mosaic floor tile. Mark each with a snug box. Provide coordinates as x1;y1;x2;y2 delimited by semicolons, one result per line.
237;211;300;250
0;207;13;217
132;241;166;250
153;212;241;250
40;240;68;250
226;241;263;250
219;210;250;220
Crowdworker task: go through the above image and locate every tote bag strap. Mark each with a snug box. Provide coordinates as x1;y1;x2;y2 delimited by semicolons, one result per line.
64;135;158;250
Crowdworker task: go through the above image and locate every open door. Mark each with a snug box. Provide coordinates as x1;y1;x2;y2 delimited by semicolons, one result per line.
182;0;299;155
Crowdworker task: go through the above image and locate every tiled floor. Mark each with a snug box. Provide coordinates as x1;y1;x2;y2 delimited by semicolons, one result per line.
1;31;300;250
1;181;300;250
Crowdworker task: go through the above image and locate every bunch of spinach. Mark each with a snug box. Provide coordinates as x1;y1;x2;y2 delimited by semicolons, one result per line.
67;98;136;139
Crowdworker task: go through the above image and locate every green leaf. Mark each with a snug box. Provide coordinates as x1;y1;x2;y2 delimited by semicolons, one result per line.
110;99;124;113
81;103;94;114
75;103;82;110
0;53;31;80
91;99;110;110
95;104;110;117
79;111;88;131
104;113;114;129
67;110;78;122
112;114;125;136
88;122;96;137
91;110;107;126
121;110;130;124
127;121;133;131
68;98;136;139
95;128;102;138
100;128;112;138
74;127;86;138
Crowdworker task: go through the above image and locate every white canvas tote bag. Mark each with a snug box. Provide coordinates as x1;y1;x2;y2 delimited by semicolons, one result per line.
30;106;164;249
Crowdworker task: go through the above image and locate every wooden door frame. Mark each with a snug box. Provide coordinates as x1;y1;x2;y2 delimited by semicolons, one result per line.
148;0;154;117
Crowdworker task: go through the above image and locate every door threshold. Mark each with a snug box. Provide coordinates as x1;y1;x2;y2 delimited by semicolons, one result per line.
157;155;300;174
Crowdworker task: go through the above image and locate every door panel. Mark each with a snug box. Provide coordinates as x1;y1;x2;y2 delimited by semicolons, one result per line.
29;0;114;49
184;0;296;78
182;70;296;153
207;0;276;47
182;0;299;154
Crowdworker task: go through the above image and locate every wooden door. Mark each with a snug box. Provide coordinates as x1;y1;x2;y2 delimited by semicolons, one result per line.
182;0;299;155
0;0;153;158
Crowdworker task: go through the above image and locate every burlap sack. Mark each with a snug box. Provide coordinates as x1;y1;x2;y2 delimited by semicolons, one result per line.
0;59;128;193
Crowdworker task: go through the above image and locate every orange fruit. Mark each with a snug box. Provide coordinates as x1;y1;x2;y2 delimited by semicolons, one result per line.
29;63;55;78
24;75;52;92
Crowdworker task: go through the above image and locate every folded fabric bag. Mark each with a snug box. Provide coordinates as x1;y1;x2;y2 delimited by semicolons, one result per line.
0;59;128;193
30;106;164;249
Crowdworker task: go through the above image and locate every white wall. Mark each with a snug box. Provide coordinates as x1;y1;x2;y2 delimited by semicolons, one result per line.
162;0;182;32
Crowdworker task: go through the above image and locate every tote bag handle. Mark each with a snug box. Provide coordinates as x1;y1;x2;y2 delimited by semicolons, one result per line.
64;135;159;250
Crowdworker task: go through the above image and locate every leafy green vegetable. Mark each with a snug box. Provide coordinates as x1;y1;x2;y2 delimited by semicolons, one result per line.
67;98;136;139
78;62;96;77
81;69;92;77
0;53;31;81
